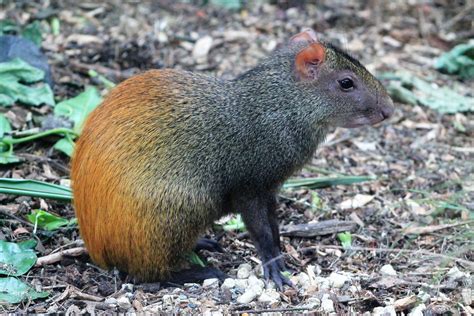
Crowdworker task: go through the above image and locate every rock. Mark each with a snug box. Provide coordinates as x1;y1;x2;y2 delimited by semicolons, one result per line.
380;264;397;276
408;304;426;316
258;289;280;304
221;278;236;290
234;279;248;290
417;291;430;303
121;283;133;292
328;272;350;288
104;297;117;305
297;272;311;288
192;36;213;61
0;35;53;86
237;288;259;304
462;288;472;306
394;295;417;311
117;296;132;310
446;266;466;280
247;275;264;293
203;278;219;288
314;276;330;289
237;263;253;279
223;30;253;42
162;294;174;305
373;306;396;316
304;297;321;309
321;296;334;313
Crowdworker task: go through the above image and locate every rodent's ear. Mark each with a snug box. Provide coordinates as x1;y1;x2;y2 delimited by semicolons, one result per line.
294;43;326;80
290;28;318;44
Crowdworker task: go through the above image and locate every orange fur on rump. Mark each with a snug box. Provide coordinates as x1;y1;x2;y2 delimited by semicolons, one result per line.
71;70;220;281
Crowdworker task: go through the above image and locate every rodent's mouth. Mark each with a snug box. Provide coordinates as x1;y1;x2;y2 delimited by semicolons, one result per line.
340;111;390;128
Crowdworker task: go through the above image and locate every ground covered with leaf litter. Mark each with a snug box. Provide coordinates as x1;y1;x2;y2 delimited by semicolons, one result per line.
0;1;473;314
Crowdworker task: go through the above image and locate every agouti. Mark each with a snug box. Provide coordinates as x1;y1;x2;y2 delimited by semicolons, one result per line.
71;29;394;289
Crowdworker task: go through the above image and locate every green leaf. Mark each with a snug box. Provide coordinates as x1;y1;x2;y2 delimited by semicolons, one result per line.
0;58;55;107
222;214;246;232
0;114;12;139
185;252;206;267
310;191;322;211
337;232;352;250
384;71;474;113
21;21;42;46
0;240;37;276
54;87;102;134
0;277;49;304
26;209;75;231
0;152;21;164
434;42;474;80
209;0;242;9
53;137;75;157
0;178;72;201
283;175;376;190
0;20;19;34
50;17;60;36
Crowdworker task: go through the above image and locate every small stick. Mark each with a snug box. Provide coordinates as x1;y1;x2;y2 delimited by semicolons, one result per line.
35;247;87;267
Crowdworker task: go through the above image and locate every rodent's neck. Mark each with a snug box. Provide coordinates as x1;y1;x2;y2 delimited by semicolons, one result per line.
220;58;329;188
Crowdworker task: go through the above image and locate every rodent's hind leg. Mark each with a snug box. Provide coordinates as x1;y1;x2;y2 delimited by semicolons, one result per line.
238;193;293;291
195;238;224;253
164;266;228;286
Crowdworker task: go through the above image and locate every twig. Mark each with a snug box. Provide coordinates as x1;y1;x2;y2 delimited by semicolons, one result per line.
35;247;87;267
442;3;474;31
235;307;313;314
403;220;474;235
300;245;474;270
0;208;34;227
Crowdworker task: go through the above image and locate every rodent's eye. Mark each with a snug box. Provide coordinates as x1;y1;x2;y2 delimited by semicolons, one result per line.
338;78;354;91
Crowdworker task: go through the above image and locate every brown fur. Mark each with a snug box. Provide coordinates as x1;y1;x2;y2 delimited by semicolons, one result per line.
72;70;220;281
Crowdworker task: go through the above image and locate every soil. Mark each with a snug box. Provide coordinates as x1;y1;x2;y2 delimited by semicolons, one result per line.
0;0;472;314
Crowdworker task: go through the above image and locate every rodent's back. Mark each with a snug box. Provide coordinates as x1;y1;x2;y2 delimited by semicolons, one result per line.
71;69;228;280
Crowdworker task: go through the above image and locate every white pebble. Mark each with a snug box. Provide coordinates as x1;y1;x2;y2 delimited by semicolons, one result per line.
328;272;350;288
234;279;249;290
117;296;132;309
258;289;280;304
380;264;397;276
408;304;426;316
237;288;259;304
304;297;321;309
162;294;174;305
297;272;311;289
321;297;334;313
192;36;213;61
314;276;330;289
104;297;117;305
202;278;219;288
417;291;430;303
461;288;472;306
446;266;466;280
221;278;236;290
373;306;396;316
237;263;253;279
248;275;264;292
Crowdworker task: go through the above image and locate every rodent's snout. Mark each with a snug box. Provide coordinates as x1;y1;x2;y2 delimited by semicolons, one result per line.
380;98;394;120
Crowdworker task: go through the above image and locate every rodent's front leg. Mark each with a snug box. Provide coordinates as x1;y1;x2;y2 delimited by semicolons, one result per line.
238;194;292;290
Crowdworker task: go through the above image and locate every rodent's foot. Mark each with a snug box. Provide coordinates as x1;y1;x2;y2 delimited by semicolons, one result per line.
166;266;228;286
195;238;224;253
263;258;293;291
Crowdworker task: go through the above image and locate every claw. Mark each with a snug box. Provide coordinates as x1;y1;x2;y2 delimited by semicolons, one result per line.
262;259;293;291
195;238;224;253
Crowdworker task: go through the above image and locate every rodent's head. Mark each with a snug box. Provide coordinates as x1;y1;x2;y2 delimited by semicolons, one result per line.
290;29;394;128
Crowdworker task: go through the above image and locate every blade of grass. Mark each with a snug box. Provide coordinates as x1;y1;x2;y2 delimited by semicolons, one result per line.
0;178;72;201
283;175;376;190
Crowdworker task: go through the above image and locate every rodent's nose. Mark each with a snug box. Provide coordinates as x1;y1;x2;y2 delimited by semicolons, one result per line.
381;98;394;119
